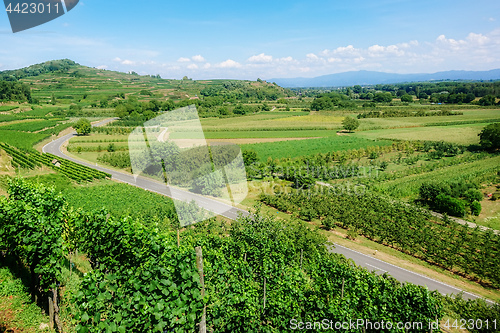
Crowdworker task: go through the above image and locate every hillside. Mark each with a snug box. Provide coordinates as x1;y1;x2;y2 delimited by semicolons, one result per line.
0;59;292;105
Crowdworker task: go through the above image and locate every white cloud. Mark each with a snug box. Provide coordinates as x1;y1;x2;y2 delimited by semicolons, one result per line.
327;57;341;63
203;63;211;69
177;57;191;62
187;63;199;69
467;32;489;45
306;53;318;59
192;55;205;62
215;59;241;68
353;56;365;63
436;34;467;50
368;44;385;53
367;44;404;57
247;53;273;63
333;45;358;54
112;57;136;65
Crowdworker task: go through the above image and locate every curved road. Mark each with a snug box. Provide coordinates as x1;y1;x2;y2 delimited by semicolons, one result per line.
42;119;493;303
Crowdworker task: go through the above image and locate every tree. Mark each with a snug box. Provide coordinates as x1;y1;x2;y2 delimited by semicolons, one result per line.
74;118;91;135
233;104;247;115
342;116;359;132
311;96;333;110
261;103;271;111
353;85;362;94
479;95;496;106
418;92;429;100
373;92;393;103
396;89;406;97
479;123;500;150
400;94;413;103
242;150;258;165
470;201;481;216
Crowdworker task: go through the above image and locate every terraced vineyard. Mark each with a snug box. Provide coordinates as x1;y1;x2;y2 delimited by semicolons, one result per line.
0;143;110;181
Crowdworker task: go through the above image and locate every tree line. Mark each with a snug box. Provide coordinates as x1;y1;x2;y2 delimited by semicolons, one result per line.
0;59;77;81
0;80;32;102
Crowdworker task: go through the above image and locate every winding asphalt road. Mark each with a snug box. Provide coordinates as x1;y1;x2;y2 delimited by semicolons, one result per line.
42;119;494;303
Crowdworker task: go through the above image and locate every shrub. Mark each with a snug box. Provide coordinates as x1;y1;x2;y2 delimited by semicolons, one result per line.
73;118;91;135
464;188;483;203
434;194;466;217
107;143;116;152
470;201;481;216
299;207;316;221
419;182;450;202
342;116;359;132
346;228;358;240
479;122;500;150
323;216;336;230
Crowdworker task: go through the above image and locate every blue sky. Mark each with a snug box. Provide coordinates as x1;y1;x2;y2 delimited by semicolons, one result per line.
1;0;499;79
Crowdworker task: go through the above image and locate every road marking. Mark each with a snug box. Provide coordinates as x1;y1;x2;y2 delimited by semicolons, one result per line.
365;263;387;272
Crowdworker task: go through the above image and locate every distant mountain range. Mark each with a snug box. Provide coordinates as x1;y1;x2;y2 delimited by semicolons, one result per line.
269;69;500;88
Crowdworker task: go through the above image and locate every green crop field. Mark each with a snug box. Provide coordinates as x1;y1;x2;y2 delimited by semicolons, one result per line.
372;155;500;200
200;111;341;131
19;173;178;229
0;106;19;111
241;136;393;161
0;130;49;150
0;119;64;132
202;129;338;139
354;123;487;145
62;181;177;225
357;109;500;131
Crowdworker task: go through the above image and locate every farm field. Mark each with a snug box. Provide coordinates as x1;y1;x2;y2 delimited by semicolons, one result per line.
199;111;340;131
23;173;178;229
354;123;487;145
357;109;500;130
0;119;65;132
241;135;393;161
0;130;51;149
372;155;500;200
202;129;337;139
